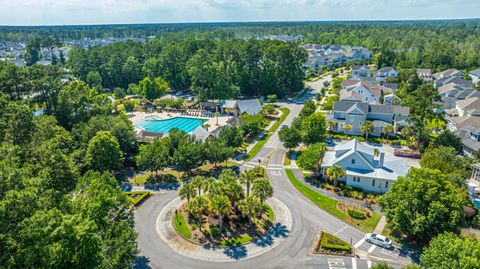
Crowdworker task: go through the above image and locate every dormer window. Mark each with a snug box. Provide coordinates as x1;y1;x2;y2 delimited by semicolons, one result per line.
351;159;356;164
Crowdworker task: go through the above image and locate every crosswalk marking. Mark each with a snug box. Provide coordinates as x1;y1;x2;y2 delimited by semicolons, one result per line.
367;244;376;253
353;238;365;248
367;260;372;268
351;258;357;269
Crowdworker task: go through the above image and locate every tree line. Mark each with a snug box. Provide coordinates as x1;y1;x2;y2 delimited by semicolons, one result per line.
67;38;308;99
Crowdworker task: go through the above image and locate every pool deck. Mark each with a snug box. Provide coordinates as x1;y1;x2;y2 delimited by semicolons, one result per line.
128;111;230;134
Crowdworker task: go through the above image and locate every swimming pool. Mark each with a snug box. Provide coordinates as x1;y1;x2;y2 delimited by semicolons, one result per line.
135;116;206;134
473;198;480;210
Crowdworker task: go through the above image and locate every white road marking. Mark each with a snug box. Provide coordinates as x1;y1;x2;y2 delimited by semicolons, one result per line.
367;244;377;253
267;167;284;170
367;260;372;268
270;170;282;176
353;238;365;248
327;258;346;269
268;164;283;167
351;258;357;269
334;225;348;236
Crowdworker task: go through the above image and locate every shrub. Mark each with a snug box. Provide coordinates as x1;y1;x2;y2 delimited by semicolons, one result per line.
253;166;265;177
267;94;277;102
124;191;150;206
210;226;221;237
348;209;367;219
320;232;351;252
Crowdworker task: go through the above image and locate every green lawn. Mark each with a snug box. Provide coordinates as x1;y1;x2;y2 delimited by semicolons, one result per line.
285;169;381;233
246;107;291;161
219;234;253;246
174;212;191;239
264;204;275;221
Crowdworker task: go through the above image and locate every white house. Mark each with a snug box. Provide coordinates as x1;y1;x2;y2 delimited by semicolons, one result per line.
470;68;480;86
340;80;381;103
352;65;371;77
321;139;413;193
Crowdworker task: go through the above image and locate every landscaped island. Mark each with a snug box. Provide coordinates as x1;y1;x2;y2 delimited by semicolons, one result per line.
175;169;274;246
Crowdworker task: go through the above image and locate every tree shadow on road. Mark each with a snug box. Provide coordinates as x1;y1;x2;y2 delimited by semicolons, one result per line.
253;223;289;247
223;245;247;260
132;256;151;269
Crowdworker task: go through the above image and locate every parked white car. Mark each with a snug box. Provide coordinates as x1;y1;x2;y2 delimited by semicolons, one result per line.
364;233;392;248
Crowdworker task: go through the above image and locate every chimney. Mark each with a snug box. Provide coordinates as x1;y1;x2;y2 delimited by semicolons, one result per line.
379;152;385;167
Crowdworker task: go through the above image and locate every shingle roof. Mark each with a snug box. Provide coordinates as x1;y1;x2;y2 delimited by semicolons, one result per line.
433;69;462;80
457;97;480;110
469;68;480;77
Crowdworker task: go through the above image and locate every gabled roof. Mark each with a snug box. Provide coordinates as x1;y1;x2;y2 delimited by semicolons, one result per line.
340;90;363;102
438;83;468;95
346;102;368;115
433;69;462;80
457;97;480;110
378;67;396;73
190;126;211;141
469;68;480;77
436;76;471;86
237;99;262;115
450;117;480;129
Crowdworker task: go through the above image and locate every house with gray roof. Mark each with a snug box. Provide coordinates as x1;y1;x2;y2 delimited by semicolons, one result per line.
455;127;480;157
375;67;398;83
434;76;471;89
340;80;381;103
321;139;415;193
470;68;480;86
221;99;262;116
352;65;371;77
433;69;463;81
326;101;410;136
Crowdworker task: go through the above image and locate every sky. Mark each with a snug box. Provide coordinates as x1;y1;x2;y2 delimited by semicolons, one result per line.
1;0;479;26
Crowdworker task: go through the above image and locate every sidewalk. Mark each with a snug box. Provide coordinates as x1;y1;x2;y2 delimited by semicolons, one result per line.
289;168;382;212
373;216;387;234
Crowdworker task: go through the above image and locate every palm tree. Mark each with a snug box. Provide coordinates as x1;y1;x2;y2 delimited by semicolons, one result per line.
360;121;374;141
207;181;225;198
343;124;352;138
179;183;196;204
191;176;206;196
327;120;336;134
326;165;346;188
188;195;209;231
215;111;220;126
203;123;210;131
224;181;245;212
210;195;231;232
238;196;262;224
239;169;257;196
252;178;273;206
219;169;237;184
382;124;394;140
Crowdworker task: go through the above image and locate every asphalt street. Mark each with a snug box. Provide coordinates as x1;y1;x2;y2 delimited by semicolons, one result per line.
134;79;417;269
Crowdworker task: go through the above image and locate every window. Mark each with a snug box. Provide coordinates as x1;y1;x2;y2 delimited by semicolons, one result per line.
385;181;389;188
351;159;356;164
357;178;360;182
372;179;375;187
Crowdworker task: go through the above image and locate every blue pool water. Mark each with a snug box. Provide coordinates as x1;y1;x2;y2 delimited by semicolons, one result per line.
473;199;480;210
136;117;205;134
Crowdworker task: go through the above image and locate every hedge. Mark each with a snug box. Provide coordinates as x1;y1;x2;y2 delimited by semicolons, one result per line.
125;191;150;206
320;232;351;252
348;209;367;219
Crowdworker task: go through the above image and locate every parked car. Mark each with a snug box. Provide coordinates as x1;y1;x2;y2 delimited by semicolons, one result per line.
364;233;392;248
230;166;240;175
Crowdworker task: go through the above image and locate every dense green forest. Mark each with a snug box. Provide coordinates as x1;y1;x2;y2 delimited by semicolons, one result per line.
67;39;308;98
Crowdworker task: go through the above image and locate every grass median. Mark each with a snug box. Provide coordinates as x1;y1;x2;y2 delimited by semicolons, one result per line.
246;107;290;161
285;169;381;233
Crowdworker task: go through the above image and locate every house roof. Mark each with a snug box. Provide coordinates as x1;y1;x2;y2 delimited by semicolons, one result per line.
340;90;363;102
190;126;211;141
438;83;467;95
455;127;480;151
378;67;396;73
221;100;237;109
450;117;480;129
344;80;382;97
334;101;368;114
322;139;412;180
237;99;262;115
433;69;462;80
436;76;472;86
382;83;398;92
457;97;480;110
469;68;480;77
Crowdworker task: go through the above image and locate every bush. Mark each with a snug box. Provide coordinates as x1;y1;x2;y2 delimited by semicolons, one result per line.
253;166;265;177
210;226;220;237
124;191;150;206
348;209;367;219
320;232;351;252
267;94;277;102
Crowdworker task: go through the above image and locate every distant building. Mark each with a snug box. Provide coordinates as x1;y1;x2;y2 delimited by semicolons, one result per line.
416;68;433;82
469;68;480;86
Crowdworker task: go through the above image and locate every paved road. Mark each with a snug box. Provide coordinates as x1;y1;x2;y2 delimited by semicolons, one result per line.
134;82;417;268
